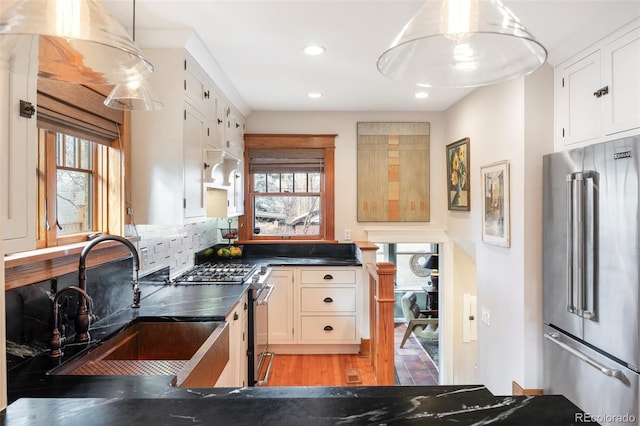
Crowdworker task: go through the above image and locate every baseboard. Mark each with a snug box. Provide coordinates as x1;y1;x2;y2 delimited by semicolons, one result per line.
268;344;360;355
512;381;544;396
360;339;371;357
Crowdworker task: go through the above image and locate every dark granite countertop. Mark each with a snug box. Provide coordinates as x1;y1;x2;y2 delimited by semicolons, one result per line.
5;268;592;425
204;242;363;267
245;255;361;267
7;282;250;402
2;385;595;425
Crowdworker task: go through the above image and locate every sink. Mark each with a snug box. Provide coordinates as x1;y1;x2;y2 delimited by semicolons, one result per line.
49;320;229;388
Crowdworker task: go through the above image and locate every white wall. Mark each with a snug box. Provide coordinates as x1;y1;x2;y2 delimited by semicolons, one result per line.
246;110;478;385
444;64;553;394
245;111;447;242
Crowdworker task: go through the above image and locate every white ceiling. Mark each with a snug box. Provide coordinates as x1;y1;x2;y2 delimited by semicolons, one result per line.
102;0;640;114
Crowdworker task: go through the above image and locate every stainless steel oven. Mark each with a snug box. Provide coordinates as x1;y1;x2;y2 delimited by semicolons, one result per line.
252;268;274;386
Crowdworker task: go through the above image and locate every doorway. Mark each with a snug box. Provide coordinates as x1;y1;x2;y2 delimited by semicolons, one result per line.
375;243;440;384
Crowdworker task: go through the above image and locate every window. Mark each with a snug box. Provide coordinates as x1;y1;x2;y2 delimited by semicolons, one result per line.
253;171;321;236
242;134;336;242
35;79;126;248
37;130;107;246
376;243;438;289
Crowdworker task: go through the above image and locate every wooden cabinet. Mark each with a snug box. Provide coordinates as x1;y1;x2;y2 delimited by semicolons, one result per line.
215;292;248;387
131;49;209;224
555;19;640;150
0;40;37;254
268;269;295;343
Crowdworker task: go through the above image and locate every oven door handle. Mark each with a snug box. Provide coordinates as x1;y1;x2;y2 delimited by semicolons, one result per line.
256;284;274;305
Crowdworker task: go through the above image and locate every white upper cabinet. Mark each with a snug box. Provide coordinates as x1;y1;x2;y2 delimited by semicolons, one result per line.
1;39;37;254
131;49;209;225
601;24;640;136
555;51;602;146
555;19;640;150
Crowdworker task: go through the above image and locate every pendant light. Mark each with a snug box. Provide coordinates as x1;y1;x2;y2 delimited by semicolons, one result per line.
377;0;547;88
0;0;153;85
104;0;162;110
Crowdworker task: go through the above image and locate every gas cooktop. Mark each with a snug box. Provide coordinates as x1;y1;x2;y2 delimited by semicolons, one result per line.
173;263;256;284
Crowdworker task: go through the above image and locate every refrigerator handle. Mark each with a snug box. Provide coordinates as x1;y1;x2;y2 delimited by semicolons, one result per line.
582;172;598;320
573;173;586;318
544;333;626;382
565;175;576;314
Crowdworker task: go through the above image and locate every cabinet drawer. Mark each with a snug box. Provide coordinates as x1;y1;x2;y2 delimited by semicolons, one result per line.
301;287;356;312
300;316;356;342
300;269;356;284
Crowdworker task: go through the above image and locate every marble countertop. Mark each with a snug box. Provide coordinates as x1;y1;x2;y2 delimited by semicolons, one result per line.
7;282;249;402
3;385;595;425
6;269;592;425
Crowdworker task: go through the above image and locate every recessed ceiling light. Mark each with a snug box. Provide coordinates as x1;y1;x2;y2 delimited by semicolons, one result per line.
415;92;429;99
303;45;326;56
416;83;432;88
308;92;323;98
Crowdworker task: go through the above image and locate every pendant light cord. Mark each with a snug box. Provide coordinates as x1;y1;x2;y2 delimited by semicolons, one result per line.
132;0;136;41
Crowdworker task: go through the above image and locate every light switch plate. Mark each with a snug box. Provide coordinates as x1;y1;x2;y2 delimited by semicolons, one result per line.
344;228;352;241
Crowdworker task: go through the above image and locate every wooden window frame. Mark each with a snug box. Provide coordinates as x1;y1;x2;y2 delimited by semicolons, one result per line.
240;134;336;243
37;130;108;248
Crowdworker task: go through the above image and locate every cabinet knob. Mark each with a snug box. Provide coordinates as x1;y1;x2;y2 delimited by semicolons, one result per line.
233;312;239;321
218;118;223;124
323;297;333;303
204;90;210;99
204;162;210;169
323;274;333;280
235;123;240;128
323;325;334;332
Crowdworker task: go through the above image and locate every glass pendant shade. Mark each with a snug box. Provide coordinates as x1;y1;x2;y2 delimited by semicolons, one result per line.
0;0;153;85
104;79;163;111
377;0;547;88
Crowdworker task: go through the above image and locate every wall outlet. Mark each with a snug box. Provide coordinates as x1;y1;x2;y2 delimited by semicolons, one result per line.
140;247;149;270
344;228;352;241
481;306;491;326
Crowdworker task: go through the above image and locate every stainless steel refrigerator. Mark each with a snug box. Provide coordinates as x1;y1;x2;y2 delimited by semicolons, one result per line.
543;136;640;425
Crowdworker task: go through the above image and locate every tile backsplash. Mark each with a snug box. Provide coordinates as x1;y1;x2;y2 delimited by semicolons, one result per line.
126;217;237;278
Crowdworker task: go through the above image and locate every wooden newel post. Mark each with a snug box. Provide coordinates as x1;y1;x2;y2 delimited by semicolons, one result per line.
367;261;396;385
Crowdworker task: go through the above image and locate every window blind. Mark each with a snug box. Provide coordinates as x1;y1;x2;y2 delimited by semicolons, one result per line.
36;78;123;146
248;148;325;173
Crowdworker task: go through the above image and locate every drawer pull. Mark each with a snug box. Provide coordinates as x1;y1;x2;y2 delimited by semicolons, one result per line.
323;274;333;280
323;297;334;303
323;325;334;331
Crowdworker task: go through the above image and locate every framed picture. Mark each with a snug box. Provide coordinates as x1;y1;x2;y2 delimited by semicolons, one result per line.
481;160;510;247
446;138;470;211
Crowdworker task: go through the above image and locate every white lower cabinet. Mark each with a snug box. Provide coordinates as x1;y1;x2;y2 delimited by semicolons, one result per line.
300;316;356;342
215;293;248;387
267;269;295;343
268;267;361;352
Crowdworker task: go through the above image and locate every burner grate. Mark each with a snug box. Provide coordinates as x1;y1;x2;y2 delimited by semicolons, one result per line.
173;263;256;284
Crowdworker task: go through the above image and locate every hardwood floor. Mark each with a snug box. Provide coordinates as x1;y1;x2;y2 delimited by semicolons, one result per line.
265;354;377;386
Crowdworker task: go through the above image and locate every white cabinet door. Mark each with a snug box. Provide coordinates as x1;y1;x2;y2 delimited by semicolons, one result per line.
268;269;295;343
215;294;247;387
1;44;37;254
602;25;640;136
556;50;602;147
211;95;226;150
227;164;244;217
183;102;206;219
